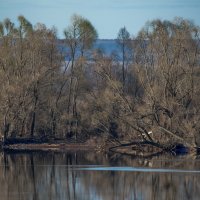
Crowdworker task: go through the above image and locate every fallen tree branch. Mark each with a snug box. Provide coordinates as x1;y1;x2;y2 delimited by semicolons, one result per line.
109;140;166;151
158;126;195;148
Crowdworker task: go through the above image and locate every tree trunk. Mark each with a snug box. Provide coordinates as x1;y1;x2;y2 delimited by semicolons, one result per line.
31;87;38;137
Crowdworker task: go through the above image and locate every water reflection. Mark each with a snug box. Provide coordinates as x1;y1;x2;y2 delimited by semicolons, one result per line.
0;151;200;200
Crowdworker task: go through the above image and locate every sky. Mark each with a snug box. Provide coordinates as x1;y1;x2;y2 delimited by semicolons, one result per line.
0;0;200;39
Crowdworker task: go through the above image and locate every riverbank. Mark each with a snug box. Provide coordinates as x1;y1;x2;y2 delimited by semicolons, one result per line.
2;142;98;152
0;136;109;153
1;138;197;157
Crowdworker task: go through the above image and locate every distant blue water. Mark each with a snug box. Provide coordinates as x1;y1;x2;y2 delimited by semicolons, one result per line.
94;39;119;55
58;39;121;60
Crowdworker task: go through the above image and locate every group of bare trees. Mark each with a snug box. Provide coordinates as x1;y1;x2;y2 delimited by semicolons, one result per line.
0;15;99;143
0;15;200;148
0;16;62;140
133;19;200;148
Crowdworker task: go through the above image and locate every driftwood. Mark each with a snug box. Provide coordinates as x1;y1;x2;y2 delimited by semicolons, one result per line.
109;140;165;151
108;139;191;156
108;140;165;158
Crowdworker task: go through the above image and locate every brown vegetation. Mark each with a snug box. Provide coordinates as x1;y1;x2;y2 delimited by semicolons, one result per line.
0;15;200;153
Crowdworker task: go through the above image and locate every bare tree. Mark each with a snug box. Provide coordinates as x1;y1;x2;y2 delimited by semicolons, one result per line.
117;26;132;91
64;14;98;140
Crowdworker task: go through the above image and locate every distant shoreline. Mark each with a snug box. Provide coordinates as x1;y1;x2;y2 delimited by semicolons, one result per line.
1;139;196;157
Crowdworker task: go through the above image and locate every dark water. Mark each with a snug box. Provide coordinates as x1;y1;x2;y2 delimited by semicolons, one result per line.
0;151;200;200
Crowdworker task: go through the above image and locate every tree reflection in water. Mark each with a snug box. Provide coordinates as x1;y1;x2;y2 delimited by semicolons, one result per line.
0;151;200;200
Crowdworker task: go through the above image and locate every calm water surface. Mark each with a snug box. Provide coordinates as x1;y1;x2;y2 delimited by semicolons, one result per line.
0;151;200;200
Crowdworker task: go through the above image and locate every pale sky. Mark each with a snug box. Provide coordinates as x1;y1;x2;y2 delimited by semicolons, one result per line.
0;0;200;39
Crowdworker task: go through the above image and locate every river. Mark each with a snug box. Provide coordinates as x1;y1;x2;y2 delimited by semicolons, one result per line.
0;151;199;200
